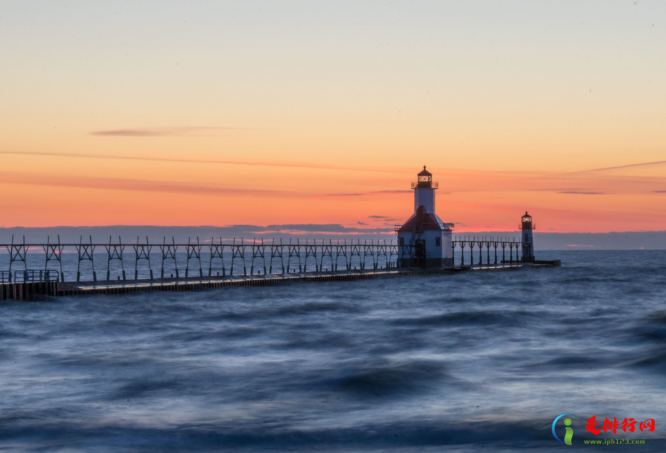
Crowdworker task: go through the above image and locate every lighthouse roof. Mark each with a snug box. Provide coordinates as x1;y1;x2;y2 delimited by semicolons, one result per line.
398;206;451;233
418;166;432;177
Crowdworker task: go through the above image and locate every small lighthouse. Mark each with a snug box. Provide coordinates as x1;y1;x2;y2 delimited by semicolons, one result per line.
521;212;535;262
397;167;453;268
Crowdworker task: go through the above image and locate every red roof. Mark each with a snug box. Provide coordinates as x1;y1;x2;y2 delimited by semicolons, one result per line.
398;206;451;232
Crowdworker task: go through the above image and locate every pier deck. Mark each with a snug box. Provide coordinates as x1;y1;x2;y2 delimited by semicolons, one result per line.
0;260;560;301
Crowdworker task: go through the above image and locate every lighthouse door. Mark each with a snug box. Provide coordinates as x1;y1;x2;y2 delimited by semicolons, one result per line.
414;240;425;257
414;240;426;266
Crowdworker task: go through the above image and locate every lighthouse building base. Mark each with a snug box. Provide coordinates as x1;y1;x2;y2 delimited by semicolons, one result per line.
398;257;454;269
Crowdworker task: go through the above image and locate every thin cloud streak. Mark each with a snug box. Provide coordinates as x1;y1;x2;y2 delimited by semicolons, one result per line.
314;193;363;197
0;150;412;175
312;190;412;198
569;160;666;174
0;171;296;198
265;224;392;233
92;127;240;137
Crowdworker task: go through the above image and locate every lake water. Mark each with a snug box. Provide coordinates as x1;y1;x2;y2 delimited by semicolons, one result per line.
1;250;665;451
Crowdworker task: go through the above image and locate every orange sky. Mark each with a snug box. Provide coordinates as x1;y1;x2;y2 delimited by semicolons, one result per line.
2;150;665;233
1;1;665;233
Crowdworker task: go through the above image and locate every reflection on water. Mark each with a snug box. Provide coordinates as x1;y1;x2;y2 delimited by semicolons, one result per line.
1;250;665;451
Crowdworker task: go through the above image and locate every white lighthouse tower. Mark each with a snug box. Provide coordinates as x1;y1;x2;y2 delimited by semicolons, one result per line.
521;212;535;262
397;167;454;268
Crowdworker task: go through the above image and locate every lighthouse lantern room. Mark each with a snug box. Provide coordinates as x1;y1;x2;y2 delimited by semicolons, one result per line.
397;167;454;268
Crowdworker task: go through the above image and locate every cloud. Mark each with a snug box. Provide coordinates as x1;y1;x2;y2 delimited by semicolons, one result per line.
371;215;400;224
91;127;239;137
0;150;412;175
0;171;295;197
573;160;666;174
315;193;364;197
0;169;428;200
313;190;412;198
558;191;606;195
357;221;367;225
265;224;393;234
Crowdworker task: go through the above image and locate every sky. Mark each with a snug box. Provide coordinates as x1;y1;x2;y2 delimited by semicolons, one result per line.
1;0;665;234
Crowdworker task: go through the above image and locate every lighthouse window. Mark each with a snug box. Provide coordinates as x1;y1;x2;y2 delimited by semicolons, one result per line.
436;237;441;246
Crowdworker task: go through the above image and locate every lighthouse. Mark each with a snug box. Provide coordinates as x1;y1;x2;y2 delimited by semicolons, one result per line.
521;212;535;262
397;167;454;268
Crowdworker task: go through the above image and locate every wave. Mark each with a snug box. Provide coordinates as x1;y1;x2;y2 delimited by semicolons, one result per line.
390;310;537;327
326;359;448;398
4;416;651;451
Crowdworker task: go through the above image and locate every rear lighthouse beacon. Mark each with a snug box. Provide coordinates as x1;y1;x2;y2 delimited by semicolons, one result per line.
396;166;453;268
521;212;535;262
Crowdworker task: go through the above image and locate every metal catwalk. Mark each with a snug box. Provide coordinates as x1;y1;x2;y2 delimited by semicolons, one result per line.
1;235;528;283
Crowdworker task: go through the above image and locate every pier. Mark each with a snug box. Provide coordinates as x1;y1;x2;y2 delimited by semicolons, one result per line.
0;168;561;301
0;236;559;301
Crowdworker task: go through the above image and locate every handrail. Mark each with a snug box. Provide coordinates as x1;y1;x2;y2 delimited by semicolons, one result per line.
1;270;60;283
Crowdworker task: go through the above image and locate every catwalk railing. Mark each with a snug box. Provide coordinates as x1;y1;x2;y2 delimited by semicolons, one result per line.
451;236;527;267
1;235;530;283
1;237;401;282
0;270;60;284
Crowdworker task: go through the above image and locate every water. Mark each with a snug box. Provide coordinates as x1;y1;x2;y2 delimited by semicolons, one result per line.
1;250;665;451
